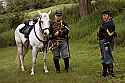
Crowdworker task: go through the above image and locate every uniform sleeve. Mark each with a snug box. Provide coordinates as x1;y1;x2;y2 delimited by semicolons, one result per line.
63;22;70;32
62;22;70;35
62;27;69;35
106;21;115;36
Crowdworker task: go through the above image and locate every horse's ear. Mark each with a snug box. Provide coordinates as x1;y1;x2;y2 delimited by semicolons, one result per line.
48;9;52;15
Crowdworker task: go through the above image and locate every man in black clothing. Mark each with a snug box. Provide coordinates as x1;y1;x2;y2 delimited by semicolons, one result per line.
97;11;116;77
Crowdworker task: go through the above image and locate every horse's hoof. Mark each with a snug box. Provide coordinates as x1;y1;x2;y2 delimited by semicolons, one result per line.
44;70;48;73
31;72;35;76
21;68;25;71
22;69;25;72
21;67;25;72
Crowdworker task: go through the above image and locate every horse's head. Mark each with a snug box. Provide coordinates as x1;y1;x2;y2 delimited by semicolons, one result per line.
37;10;51;37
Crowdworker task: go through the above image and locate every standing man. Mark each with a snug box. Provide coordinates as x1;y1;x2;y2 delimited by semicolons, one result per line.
97;11;116;77
50;11;70;72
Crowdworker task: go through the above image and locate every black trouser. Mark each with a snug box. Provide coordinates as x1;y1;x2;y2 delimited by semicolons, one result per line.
53;58;60;72
102;63;108;77
102;63;114;77
64;58;69;72
53;57;69;72
107;64;114;75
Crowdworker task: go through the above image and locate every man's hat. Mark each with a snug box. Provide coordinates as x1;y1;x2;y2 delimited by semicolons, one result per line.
102;10;112;17
55;11;63;16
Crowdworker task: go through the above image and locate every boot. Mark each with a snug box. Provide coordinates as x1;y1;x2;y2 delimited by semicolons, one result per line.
102;63;108;77
53;58;60;73
64;58;69;72
108;64;115;77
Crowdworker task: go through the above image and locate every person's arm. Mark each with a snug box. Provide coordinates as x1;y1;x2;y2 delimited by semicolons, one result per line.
106;21;115;36
106;29;114;36
59;23;69;36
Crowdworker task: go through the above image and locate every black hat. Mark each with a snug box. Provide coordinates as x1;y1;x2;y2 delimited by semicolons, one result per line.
102;10;112;17
55;11;63;16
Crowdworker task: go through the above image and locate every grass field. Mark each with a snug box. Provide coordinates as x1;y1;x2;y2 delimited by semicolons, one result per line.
0;41;125;83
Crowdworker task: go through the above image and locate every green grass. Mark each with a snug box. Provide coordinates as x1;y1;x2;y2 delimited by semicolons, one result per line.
0;42;125;83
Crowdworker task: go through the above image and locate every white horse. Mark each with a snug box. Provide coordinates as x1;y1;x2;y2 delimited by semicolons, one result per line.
15;11;51;75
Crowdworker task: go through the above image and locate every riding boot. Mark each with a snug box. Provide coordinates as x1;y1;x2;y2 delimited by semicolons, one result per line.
108;64;115;77
64;58;69;72
53;58;60;73
102;63;108;77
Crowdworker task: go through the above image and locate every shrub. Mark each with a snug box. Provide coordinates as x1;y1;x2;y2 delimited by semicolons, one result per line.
0;30;15;48
0;15;10;33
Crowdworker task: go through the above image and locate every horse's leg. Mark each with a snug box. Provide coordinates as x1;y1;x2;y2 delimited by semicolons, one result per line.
31;47;38;75
23;46;29;56
17;42;25;71
43;47;48;73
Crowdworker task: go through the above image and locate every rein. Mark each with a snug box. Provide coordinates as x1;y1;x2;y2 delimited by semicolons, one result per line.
34;21;48;42
39;21;49;33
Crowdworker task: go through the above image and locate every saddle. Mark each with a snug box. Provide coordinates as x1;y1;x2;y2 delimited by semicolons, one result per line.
19;25;34;38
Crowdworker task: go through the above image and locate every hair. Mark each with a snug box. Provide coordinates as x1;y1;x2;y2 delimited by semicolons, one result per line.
102;10;112;17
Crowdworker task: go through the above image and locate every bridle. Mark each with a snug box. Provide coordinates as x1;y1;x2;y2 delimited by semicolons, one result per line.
34;17;50;43
39;20;49;34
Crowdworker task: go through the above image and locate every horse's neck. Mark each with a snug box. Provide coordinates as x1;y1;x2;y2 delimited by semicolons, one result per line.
34;22;43;40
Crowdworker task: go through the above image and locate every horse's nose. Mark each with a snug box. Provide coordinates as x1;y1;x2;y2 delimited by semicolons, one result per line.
44;32;46;35
44;29;49;35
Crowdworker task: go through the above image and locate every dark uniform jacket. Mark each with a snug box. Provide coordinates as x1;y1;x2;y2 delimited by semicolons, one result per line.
50;20;69;40
98;19;115;42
